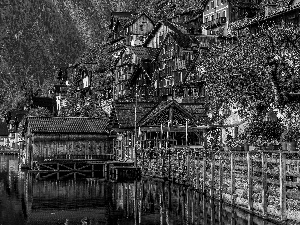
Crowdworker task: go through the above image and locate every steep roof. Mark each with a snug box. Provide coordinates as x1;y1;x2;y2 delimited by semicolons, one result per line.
27;117;109;134
110;102;157;129
143;20;188;47
123;13;154;28
138;100;197;126
110;100;208;129
110;12;136;30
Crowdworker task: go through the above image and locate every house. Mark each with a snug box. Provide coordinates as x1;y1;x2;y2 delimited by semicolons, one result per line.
153;32;205;103
0;121;8;147
24;117;113;168
229;0;300;34
109;100;207;162
143;20;190;49
55;63;99;114
169;9;203;35
108;12;155;54
202;0;262;36
5;110;27;149
113;46;159;101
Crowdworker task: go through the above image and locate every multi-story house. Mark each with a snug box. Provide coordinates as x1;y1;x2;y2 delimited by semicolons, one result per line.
5;110;27;149
110;20;208;162
113;46;159;102
169;9;203;35
144;20;190;49
230;0;300;34
153;32;205;103
55;63;95;114
108;12;154;54
202;0;262;36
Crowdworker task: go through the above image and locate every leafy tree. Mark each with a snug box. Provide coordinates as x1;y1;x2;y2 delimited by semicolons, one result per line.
199;23;300;123
58;64;112;118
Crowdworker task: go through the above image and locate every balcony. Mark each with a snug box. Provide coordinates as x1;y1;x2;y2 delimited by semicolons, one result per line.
204;17;227;29
158;87;174;96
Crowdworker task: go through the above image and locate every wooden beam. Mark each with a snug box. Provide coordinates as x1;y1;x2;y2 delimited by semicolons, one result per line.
279;152;287;221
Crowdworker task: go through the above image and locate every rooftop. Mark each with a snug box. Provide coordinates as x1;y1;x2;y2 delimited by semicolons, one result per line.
27;117;109;134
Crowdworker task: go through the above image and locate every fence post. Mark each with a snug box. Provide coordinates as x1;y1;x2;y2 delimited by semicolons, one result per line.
187;148;190;183
203;150;207;194
230;152;235;205
196;150;200;190
219;153;223;201
247;152;253;211
261;152;267;216
210;153;215;198
279;152;286;221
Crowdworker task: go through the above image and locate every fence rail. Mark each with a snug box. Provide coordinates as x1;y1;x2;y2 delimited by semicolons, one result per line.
137;147;300;222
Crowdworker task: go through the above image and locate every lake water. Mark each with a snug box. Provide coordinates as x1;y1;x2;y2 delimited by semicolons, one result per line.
0;155;278;225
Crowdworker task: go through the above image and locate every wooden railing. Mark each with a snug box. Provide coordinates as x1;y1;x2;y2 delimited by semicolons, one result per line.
40;154;115;161
138;147;300;222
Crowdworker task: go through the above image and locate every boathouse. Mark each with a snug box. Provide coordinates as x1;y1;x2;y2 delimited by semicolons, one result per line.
110;99;208;161
24;117;113;168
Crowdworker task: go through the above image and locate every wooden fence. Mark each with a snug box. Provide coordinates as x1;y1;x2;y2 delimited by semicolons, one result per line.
137;147;300;222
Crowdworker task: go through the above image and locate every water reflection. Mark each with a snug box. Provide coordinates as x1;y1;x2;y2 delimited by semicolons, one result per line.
0;155;278;225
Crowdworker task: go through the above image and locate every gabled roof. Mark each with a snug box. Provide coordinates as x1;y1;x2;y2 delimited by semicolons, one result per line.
143;20;188;47
123;13;154;28
27;117;109;134
110;102;157;129
138;100;198;126
0;122;8;136
181;103;207;124
110;12;136;30
110;100;208;129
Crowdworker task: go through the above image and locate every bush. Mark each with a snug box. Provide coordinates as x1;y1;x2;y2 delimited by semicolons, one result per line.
281;125;300;142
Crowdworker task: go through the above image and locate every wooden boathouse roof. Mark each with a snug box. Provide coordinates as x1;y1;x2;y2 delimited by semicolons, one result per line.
27;117;109;134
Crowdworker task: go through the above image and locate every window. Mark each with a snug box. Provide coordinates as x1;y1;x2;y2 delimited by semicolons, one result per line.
217;12;220;18
211;15;214;21
140;24;144;32
211;1;214;9
217;0;220;6
205;17;208;22
206;5;209;10
222;10;226;17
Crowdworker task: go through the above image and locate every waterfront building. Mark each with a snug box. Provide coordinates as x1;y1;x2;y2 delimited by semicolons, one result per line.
24;117;113;168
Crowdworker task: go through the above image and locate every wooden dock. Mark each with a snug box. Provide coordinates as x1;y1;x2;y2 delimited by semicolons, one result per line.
28;159;137;181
